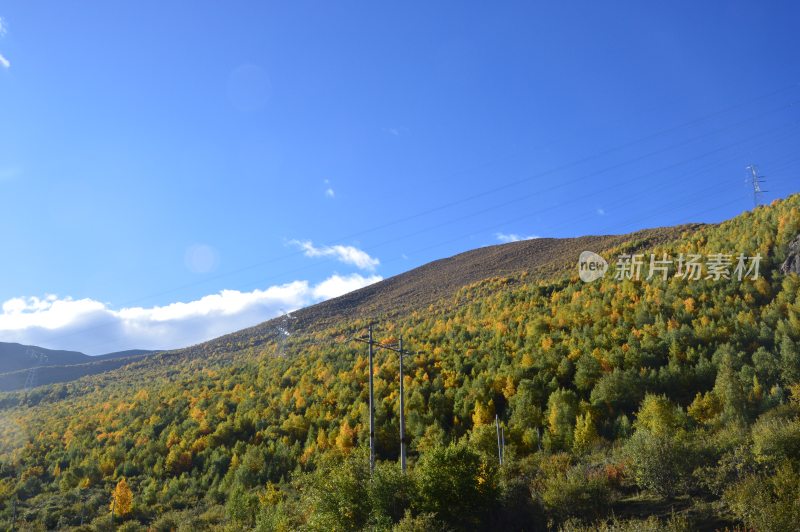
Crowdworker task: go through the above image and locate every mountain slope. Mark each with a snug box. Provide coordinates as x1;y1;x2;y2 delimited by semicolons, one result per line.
1;195;799;530
175;223;701;361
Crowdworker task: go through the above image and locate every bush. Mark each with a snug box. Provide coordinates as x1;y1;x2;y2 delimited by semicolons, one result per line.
225;485;259;528
302;449;372;531
624;430;696;498
413;443;499;531
392;510;445;532
724;460;800;531
559;512;690;531
540;464;612;522
116;521;146;532
256;501;298;532
369;461;414;524
751;413;800;465
496;476;546;530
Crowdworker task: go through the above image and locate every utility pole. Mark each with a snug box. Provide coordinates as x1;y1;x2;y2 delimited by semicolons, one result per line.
495;415;503;466
352;324;377;473
350;326;413;474
372;336;411;472
746;164;767;208
398;337;407;473
501;425;505;465
350;325;418;474
367;324;375;473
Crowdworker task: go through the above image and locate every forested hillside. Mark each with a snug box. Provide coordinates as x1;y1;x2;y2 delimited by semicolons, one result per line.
1;194;799;531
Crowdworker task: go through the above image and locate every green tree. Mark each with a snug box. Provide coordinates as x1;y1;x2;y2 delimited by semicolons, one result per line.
413;443;499;530
303;449;371;531
714;351;747;424
546;389;578;451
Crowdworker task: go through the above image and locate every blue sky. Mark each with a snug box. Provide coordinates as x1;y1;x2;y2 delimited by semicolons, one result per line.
1;1;799;354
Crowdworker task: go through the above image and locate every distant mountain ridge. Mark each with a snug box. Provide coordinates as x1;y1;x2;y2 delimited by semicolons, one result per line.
0;342;157;391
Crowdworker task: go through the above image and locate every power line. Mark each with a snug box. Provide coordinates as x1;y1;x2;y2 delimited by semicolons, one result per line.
28;84;800;314
71;120;800;357
11;92;800;355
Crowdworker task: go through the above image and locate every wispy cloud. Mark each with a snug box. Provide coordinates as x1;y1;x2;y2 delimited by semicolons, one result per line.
0;17;9;69
383;126;410;137
495;232;540;243
323;179;335;198
596;208;606;216
0;273;382;354
291;240;379;271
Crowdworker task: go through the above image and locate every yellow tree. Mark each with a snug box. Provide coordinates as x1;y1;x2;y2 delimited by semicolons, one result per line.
472;400;494;427
110;477;133;517
573;412;599;454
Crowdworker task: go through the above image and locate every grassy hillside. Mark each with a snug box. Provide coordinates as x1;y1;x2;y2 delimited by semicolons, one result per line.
0;195;799;530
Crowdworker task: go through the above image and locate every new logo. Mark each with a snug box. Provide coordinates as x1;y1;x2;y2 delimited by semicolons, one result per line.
578;251;608;282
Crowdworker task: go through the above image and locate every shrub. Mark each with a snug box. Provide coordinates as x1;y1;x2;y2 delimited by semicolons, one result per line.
724;460;800;531
559;511;690;531
302;449;371;531
369;461;414;524
413;443;499;530
624;430;696;498
392;510;445;532
540;464;612;522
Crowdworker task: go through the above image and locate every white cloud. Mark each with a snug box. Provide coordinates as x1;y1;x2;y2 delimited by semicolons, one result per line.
596;208;606;216
323;179;335;198
312;273;382;300
0;17;6;36
495;232;540;243
0;273;381;355
291;240;379;271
